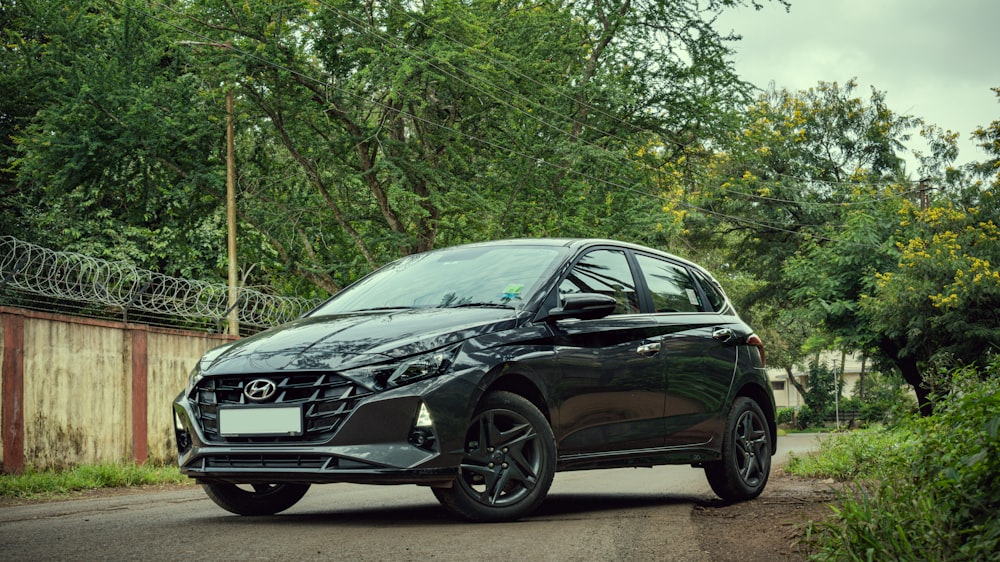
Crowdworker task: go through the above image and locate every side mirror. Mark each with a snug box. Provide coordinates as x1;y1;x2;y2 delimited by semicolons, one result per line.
545;293;617;322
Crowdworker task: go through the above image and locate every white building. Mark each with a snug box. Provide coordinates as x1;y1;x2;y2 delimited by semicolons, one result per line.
767;351;867;408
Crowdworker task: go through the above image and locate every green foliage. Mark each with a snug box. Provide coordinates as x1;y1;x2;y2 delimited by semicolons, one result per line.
862;196;1000;369
970;87;1000;187
690;81;926;372
851;371;917;425
789;361;844;429
3;0;224;277
794;361;1000;561
3;0;778;295
787;426;911;481
775;407;795;425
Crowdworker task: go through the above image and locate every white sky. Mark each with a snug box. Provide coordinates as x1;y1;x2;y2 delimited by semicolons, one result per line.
714;0;1000;170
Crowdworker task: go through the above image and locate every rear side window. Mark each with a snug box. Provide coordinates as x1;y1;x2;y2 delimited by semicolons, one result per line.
634;254;702;313
559;249;640;314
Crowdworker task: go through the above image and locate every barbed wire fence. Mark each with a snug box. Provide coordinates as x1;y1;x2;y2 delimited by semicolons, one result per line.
0;236;322;334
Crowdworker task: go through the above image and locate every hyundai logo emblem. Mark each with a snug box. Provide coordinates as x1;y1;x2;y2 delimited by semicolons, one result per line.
244;378;278;402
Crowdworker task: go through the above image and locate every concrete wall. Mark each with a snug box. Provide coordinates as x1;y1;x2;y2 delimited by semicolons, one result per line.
1;307;235;472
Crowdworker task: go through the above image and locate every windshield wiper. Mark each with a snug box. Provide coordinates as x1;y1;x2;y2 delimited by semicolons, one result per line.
444;302;515;309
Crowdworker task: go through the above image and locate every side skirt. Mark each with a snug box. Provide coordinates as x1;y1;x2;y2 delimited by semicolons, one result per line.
555;440;719;472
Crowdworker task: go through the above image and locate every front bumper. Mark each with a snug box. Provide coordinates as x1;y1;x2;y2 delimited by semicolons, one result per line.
173;372;478;486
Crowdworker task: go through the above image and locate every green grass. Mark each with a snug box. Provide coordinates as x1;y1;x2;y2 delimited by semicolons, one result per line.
0;462;191;502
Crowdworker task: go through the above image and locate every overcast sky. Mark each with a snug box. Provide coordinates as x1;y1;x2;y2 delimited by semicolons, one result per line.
714;0;1000;170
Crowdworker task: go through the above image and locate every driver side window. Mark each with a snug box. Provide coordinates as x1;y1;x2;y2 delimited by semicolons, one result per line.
559;249;639;314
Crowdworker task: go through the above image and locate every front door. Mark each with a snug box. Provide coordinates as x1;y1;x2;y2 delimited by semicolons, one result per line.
550;248;668;455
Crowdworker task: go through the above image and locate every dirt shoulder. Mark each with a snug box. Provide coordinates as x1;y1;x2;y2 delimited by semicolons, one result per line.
691;469;842;561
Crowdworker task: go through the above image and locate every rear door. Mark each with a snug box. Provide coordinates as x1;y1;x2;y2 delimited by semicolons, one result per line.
631;252;740;447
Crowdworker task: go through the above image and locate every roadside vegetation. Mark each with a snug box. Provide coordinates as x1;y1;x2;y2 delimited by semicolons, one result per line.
0;463;190;503
788;360;1000;561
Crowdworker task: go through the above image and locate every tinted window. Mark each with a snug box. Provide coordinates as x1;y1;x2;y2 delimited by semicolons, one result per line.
634;254;702;313
693;270;727;312
559;249;639;314
313;245;566;314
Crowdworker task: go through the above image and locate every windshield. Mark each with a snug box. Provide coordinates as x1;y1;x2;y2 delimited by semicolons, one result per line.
311;244;568;315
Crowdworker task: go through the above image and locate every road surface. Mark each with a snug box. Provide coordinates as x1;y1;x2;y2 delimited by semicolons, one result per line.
0;433;822;561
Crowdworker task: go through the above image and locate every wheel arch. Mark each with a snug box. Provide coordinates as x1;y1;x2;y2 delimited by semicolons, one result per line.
734;381;777;453
481;371;550;424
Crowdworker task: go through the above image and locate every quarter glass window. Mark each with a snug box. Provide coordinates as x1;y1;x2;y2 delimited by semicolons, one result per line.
559;249;639;314
635;254;702;313
694;270;726;312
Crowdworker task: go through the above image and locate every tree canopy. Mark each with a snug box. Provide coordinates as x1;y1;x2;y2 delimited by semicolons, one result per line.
2;0;999;412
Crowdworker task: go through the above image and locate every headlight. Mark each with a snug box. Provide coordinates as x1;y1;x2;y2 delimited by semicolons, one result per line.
187;364;204;392
344;345;460;390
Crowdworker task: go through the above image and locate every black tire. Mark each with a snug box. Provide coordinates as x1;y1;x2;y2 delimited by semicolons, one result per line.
704;397;772;502
202;482;310;515
433;391;556;522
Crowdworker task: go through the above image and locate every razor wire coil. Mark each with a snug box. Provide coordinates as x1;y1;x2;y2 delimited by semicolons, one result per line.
0;236;321;333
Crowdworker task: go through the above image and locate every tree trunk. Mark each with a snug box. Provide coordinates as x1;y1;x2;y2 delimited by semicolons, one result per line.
896;355;932;417
878;337;932;416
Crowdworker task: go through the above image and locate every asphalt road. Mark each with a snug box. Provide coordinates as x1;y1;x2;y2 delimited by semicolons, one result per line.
0;433;822;561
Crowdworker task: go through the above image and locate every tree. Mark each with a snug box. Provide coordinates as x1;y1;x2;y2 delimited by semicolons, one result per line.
3;0;224;277
861;196;1000;403
786;360;842;429
686;80;922;368
165;0;779;290
680;79;999;415
970;88;1000;188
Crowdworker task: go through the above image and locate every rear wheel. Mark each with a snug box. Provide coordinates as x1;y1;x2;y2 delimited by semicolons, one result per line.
433;391;555;522
202;482;310;515
704;397;772;502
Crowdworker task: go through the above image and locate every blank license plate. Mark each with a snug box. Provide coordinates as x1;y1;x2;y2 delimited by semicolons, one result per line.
219;406;303;436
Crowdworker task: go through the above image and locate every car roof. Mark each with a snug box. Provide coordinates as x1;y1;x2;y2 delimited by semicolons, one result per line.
454;237;706;274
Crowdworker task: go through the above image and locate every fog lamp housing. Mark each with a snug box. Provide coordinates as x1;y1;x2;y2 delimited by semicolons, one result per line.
408;403;436;450
174;411;192;453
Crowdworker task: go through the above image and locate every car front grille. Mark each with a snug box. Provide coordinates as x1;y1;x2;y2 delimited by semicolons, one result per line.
204;454;331;470
192;373;373;444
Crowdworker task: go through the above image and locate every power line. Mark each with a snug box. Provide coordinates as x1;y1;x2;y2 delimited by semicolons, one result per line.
712;182;926;208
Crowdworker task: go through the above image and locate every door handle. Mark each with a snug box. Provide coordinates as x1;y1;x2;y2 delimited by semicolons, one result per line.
712;328;734;342
636;341;661;357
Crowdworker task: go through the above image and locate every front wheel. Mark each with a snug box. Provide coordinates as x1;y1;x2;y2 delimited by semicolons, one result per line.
704;397;772;502
202;482;310;515
433;391;555;522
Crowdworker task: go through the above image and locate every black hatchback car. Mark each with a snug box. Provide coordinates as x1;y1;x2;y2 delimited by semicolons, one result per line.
173;238;774;522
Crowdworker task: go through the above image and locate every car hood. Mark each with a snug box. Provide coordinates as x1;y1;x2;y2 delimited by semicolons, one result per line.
199;307;524;375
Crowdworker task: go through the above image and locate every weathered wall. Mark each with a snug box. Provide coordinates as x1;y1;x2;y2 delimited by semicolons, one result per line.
145;329;226;463
1;307;235;472
23;315;130;468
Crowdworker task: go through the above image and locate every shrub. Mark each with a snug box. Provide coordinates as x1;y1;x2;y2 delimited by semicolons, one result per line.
775;407;795;426
853;370;917;425
795;404;825;429
801;361;1000;561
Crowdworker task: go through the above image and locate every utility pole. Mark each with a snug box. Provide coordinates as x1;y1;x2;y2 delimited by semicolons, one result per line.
179;40;239;336
918;177;931;210
225;87;239;336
